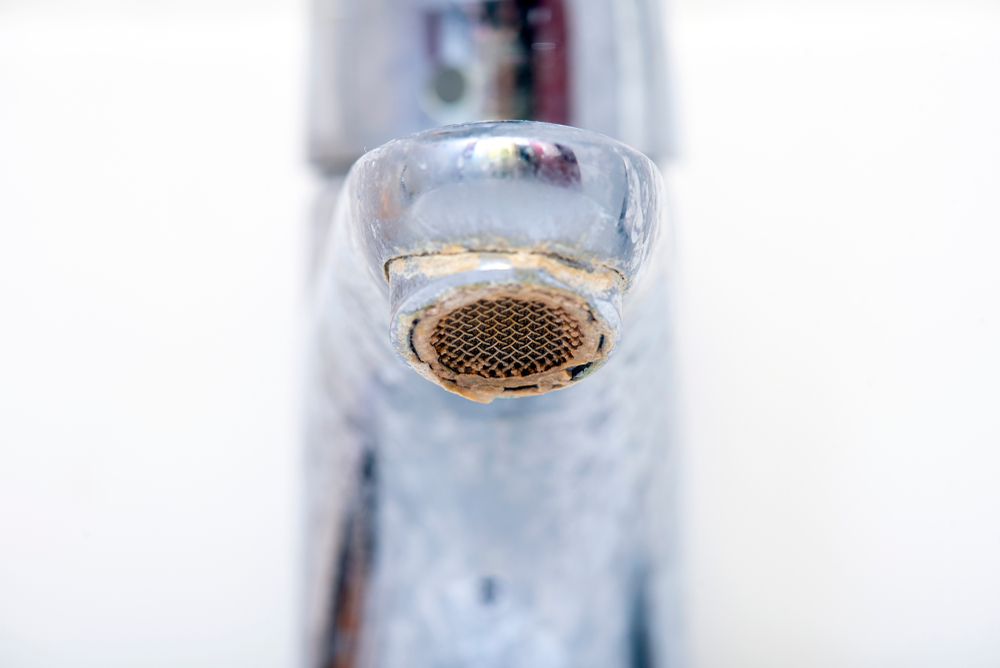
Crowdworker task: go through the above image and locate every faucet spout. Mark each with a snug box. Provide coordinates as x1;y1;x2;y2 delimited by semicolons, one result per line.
307;121;676;667
327;122;662;402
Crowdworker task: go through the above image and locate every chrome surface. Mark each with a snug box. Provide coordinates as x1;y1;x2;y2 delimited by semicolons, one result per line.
306;0;678;665
348;123;661;284
306;122;678;667
308;0;673;173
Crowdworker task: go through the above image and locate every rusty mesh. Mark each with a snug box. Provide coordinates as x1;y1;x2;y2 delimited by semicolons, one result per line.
429;297;584;378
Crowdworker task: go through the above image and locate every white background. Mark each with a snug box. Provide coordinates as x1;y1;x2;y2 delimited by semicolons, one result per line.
1;1;998;666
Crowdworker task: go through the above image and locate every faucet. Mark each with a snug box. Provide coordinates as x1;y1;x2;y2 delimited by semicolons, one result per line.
305;2;677;667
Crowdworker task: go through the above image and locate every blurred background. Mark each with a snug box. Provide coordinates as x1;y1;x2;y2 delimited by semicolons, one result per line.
1;0;998;666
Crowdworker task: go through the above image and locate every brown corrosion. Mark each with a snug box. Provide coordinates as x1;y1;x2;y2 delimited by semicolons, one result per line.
407;280;613;402
430;297;584;378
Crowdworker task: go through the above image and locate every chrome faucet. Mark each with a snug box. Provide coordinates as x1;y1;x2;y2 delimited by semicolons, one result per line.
308;0;672;171
305;2;677;667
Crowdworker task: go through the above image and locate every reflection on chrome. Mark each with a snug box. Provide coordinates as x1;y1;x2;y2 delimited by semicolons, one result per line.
309;0;672;173
306;1;677;667
307;122;676;667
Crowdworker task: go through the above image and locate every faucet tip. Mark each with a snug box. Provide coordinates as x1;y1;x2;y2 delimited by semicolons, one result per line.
389;252;621;403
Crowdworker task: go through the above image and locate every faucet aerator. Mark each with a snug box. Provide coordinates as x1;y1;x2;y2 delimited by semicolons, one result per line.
393;259;617;402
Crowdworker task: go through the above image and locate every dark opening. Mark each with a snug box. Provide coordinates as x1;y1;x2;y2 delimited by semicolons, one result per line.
480;577;498;605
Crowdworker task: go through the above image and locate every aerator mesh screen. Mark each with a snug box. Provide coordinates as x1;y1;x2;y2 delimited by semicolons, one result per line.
429;297;583;378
